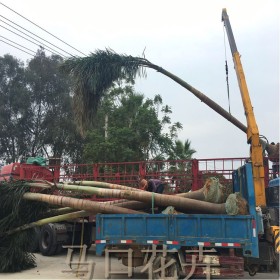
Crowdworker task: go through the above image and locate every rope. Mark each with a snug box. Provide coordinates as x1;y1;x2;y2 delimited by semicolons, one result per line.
76;218;85;277
71;221;76;247
238;167;243;195
151;192;155;214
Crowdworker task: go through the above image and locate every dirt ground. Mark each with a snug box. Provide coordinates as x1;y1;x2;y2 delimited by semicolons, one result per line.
0;246;145;280
0;246;279;280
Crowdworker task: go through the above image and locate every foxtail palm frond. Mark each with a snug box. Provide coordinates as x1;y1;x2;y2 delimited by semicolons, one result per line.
0;181;49;272
60;48;155;134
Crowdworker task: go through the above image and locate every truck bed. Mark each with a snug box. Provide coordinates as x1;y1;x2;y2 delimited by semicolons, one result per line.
95;164;260;259
95;213;259;257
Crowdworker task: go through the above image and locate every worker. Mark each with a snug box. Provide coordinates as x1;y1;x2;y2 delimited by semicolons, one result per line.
261;141;279;178
266;142;279;178
139;178;166;194
139;178;167;213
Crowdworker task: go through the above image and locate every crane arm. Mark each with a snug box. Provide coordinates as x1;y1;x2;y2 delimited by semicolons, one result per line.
221;8;266;207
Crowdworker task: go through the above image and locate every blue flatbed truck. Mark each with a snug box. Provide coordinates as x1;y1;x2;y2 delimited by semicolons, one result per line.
95;163;262;279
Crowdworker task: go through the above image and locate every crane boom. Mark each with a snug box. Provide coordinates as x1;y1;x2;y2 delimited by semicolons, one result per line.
221;8;266;207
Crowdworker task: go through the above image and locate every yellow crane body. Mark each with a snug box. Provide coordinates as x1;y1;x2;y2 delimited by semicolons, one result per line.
222;9;266;207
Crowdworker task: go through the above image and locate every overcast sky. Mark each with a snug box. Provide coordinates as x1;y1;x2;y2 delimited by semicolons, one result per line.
0;0;279;159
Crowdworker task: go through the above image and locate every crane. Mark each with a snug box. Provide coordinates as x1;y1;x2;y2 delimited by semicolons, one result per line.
221;8;266;207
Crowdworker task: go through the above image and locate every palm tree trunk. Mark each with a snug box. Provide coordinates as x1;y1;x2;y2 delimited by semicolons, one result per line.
43;207;76;217
114;200;150;210
39;184;226;214
5;210;90;236
23;193;143;214
147;63;247;133
67;180;142;192
176;189;205;200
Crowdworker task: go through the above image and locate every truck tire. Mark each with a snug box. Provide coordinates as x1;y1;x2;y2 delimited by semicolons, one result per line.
39;224;58;256
152;255;179;279
247;264;258;276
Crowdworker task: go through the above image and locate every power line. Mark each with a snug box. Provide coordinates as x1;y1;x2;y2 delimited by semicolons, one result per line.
0;19;67;57
0;23;66;58
0;14;75;57
0;39;34;56
0;35;37;54
0;2;87;56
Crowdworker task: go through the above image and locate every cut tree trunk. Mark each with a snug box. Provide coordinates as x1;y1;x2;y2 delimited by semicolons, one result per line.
43;184;227;214
23;193;143;214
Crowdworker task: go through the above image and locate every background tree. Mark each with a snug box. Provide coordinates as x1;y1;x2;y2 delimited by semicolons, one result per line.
61;49;197;165
25;49;83;162
168;139;197;192
0;50;83;164
0;54;29;163
83;82;185;163
169;139;196;161
0;49;197;166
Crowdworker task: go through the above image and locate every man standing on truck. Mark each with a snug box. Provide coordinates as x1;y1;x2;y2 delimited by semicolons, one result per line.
261;141;280;178
139;178;166;194
266;142;279;178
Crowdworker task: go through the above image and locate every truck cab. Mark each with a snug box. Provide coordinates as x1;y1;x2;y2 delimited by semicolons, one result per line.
0;161;54;182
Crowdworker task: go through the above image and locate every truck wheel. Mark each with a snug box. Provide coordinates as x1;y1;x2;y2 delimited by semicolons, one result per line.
247;264;258;276
152;255;179;279
39;224;58;256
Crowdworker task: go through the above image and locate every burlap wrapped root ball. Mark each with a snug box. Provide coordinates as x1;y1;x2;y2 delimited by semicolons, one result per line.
202;177;232;204
225;192;248;215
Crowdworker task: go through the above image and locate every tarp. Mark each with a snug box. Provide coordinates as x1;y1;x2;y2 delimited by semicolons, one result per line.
26;157;47;166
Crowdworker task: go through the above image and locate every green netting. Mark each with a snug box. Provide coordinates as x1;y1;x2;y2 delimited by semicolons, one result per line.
225;192;248;215
26;156;47;166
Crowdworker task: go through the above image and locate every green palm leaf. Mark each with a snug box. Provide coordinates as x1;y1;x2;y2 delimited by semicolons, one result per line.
0;181;49;272
60;49;153;134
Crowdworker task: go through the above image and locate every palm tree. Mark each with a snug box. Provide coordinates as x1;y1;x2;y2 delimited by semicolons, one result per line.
60;49;246;135
167;139;196;192
171;140;196;161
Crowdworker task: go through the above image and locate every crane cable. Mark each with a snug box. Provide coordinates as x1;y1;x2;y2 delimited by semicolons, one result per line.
77;218;85;277
223;25;231;114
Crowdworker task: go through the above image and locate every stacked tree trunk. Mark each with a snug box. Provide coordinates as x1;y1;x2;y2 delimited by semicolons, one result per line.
0;178;249;238
0;178;248;272
23;177;248;216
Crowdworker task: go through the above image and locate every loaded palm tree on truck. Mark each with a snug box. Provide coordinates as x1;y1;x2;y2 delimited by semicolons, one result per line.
60;9;279;274
0;8;278;275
